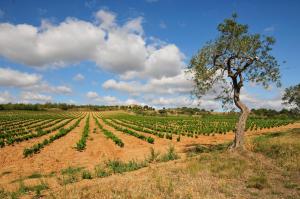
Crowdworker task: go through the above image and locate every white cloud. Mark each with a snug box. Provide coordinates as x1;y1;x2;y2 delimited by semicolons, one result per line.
86;91;99;99
142;95;220;110
86;91;120;105
139;89;283;111
0;9;284;111
102;74;284;110
100;95;120;105
0;10;185;79
20;91;52;102
0;91;13;103
119;44;185;80
54;86;72;94
102;68;223;110
144;44;184;79
73;73;85;81
147;96;191;106
94;28;148;74
0;67;41;87
240;92;283;110
0;67;72;95
23;83;72;94
95;9;116;27
124;17;144;34
124;98;142;105
102;70;192;95
102;79;139;94
0;19;105;67
86;91;143;106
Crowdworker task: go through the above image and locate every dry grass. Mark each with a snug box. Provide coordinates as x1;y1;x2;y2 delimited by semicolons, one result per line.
252;128;300;173
42;151;299;199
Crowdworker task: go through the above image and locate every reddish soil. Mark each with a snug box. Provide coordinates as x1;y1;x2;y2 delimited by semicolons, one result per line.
0;118;81;191
0;111;299;192
96;115;152;161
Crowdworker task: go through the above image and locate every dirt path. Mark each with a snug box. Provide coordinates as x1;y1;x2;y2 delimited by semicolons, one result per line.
111;119;177;153
71;113;122;170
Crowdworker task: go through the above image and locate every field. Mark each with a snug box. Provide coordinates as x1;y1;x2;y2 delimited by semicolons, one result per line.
0;110;299;198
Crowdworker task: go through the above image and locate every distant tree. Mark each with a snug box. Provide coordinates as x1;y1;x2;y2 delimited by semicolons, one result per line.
282;83;300;112
158;107;167;116
188;13;281;150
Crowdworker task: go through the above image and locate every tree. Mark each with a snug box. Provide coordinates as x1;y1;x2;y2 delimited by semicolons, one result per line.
158;107;167;116
282;83;300;112
188;13;281;149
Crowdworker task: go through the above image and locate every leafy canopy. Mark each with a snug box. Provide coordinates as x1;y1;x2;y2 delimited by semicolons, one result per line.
282;83;300;110
188;13;281;108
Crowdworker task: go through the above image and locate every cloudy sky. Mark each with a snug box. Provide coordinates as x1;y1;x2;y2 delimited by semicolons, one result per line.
0;0;299;110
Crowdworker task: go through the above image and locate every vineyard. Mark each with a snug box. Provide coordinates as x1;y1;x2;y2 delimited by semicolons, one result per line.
0;111;296;153
0;111;83;148
0;110;298;197
101;113;296;141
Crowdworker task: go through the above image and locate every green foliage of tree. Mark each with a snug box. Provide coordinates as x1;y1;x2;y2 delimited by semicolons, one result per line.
188;13;281;149
282;83;300;112
251;108;299;118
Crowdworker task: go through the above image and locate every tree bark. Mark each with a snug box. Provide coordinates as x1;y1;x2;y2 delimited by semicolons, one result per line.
230;85;250;150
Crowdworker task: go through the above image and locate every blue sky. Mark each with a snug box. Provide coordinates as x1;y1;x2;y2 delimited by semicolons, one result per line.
0;0;299;110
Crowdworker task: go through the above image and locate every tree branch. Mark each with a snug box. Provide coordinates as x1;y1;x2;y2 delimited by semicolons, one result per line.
226;56;236;78
240;56;257;73
213;53;224;68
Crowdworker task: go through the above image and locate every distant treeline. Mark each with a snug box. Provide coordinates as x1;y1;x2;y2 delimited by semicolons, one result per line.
161;107;299;119
0;103;155;111
164;107;211;115
251;108;299;118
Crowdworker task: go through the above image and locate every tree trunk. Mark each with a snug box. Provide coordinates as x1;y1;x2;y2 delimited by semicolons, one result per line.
231;89;250;150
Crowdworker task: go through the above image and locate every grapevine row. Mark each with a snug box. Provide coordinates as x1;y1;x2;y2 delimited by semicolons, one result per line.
23;117;83;157
102;118;154;144
75;115;90;151
94;116;124;147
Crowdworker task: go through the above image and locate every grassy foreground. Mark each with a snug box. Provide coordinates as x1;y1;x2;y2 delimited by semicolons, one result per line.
1;128;300;199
